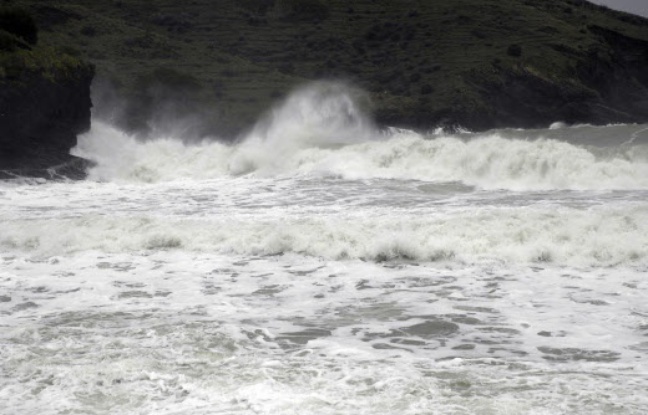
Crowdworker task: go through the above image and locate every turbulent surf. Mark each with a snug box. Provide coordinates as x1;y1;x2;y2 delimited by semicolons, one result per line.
2;82;648;415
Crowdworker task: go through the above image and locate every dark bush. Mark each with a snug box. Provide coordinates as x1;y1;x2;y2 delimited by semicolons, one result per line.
0;7;38;45
278;62;295;74
33;5;81;30
471;29;486;39
247;15;267;26
421;84;433;95
80;25;97;37
0;30;30;52
278;0;329;23
59;45;81;57
507;44;522;57
124;35;154;49
221;69;236;77
151;13;193;33
239;0;275;15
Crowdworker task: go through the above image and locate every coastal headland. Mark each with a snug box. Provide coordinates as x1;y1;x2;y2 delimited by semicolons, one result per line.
1;0;648;173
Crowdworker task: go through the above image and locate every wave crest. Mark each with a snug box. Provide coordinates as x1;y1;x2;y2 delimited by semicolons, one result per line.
73;82;648;190
2;206;647;266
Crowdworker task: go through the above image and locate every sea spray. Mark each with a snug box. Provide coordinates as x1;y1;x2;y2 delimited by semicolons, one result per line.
73;82;648;190
1;201;647;266
228;81;378;175
6;89;648;414
73;122;233;182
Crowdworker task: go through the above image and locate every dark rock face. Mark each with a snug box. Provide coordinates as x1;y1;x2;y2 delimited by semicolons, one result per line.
375;24;648;132
465;27;648;130
378;24;648;132
580;26;648;118
10;0;648;139
0;65;94;179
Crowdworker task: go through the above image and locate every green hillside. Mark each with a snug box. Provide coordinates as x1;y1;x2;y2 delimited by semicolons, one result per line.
10;0;648;138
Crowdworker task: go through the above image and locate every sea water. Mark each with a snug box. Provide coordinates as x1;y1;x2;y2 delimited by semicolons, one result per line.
1;83;648;414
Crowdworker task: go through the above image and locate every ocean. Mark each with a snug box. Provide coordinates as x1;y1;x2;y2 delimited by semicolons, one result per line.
1;83;648;414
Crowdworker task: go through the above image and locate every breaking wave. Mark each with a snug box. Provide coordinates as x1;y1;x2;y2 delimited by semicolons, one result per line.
73;82;648;191
2;205;647;266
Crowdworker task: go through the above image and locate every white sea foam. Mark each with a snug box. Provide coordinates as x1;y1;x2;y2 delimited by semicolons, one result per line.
1;203;646;266
73;82;648;190
2;249;647;415
228;81;378;176
5;81;648;414
72;122;233;182
74;122;648;190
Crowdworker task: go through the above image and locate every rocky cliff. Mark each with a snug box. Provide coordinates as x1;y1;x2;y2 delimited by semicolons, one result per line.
0;61;94;178
438;23;648;130
0;8;94;179
10;0;648;138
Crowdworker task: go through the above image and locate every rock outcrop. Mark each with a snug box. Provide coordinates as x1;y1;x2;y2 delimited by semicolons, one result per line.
0;63;94;178
438;25;648;130
7;0;648;141
0;6;94;179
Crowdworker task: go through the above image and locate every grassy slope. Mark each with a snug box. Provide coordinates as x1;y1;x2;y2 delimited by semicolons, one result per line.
12;0;648;137
0;43;90;83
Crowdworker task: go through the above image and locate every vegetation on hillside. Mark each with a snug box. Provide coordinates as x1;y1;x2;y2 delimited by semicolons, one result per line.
0;4;92;82
8;0;648;137
1;5;29;46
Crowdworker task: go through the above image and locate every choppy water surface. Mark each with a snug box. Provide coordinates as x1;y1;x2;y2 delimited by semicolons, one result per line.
2;84;648;414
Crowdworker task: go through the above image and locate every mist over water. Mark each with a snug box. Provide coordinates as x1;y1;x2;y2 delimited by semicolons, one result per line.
73;81;648;190
3;81;648;415
229;82;378;176
62;82;648;264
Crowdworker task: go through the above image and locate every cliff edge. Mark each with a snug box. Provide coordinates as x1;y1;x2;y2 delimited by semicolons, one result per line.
10;0;648;138
0;7;94;179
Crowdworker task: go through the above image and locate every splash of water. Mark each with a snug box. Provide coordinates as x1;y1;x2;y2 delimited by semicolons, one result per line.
75;81;379;181
228;81;378;175
73;81;648;190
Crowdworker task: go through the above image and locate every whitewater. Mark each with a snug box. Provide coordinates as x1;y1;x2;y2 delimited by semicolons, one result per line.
2;83;648;414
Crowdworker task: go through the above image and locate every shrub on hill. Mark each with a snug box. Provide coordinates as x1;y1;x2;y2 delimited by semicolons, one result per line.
0;29;30;52
239;0;275;16
276;0;329;23
507;44;522;57
0;7;37;45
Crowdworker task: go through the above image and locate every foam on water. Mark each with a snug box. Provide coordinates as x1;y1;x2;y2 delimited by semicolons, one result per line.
228;81;378;176
4;81;648;414
1;251;647;415
72;122;233;182
1;202;647;266
72;82;648;190
75;122;648;190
